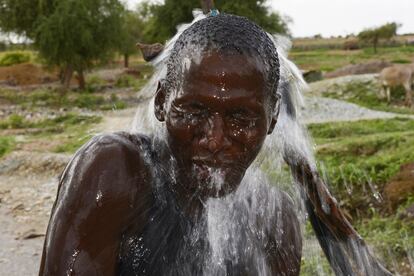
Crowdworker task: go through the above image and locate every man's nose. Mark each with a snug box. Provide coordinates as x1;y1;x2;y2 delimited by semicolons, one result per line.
200;113;231;153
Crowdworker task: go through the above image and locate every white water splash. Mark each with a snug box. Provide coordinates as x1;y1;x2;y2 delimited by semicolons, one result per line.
129;10;391;275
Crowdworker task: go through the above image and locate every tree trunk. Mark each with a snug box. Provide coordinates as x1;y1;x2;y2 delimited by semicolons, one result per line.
201;0;215;14
77;69;86;90
59;68;65;84
373;36;379;54
124;54;129;68
61;65;73;91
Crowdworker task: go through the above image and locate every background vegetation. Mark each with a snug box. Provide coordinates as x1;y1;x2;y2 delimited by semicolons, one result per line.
0;0;413;275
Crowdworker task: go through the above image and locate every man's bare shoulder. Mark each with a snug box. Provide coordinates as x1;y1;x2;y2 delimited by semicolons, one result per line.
61;132;152;180
41;132;154;275
55;131;155;212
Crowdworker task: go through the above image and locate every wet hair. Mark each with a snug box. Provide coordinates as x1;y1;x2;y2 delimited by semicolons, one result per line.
165;13;280;110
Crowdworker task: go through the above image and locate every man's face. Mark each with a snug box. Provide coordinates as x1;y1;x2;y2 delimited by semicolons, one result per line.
157;51;277;199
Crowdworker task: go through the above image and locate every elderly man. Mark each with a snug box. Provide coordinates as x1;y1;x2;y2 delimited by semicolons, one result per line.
39;12;390;276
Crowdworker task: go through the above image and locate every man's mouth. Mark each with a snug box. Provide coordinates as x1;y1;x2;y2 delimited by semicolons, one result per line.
191;155;233;167
191;163;226;190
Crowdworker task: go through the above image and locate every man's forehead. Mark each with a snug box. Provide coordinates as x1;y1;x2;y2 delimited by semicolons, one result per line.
180;55;266;96
183;51;266;77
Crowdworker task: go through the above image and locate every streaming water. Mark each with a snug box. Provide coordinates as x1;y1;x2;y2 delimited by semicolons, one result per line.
126;10;393;275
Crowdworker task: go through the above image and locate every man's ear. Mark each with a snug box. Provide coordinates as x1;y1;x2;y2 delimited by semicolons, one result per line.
267;97;281;135
154;81;167;122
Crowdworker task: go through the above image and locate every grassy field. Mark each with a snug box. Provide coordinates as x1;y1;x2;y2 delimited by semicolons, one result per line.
309;118;414;212
289;45;414;72
0;112;102;154
320;80;414;114
307;118;414;274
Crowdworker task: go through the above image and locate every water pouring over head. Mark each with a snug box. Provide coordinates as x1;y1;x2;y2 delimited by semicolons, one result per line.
155;14;282;201
40;7;392;276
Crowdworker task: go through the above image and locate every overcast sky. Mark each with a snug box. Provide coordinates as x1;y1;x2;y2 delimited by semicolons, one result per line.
125;0;414;37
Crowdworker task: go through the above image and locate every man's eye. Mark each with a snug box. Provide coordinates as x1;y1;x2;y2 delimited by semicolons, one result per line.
172;103;208;122
228;110;259;126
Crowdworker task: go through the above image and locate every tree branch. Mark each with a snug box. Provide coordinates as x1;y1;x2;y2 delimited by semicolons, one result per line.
200;0;215;14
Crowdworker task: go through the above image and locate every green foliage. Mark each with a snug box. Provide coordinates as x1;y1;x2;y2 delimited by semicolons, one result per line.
106;93;127;110
115;74;140;88
0;0;56;38
73;94;105;109
300;253;333;276
51;114;102;153
0;114;25;129
215;0;290;35
35;0;124;86
309;118;414;140
322;81;414;115
117;10;145;58
140;0;290;43
356;205;414;270
0;136;14;158
0;113;101;154
289;45;414;72
0;88;127;111
0;41;7;51
84;75;107;92
308;118;414;217
0;113;101;131
0;0;126;88
307;118;414;273
358;23;399;53
0;51;31;66
392;59;411;64
53;134;94;153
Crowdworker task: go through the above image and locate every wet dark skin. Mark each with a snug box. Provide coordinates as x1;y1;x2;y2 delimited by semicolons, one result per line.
39;52;302;275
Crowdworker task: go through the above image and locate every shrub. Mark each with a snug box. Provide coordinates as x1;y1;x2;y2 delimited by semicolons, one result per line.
0;42;7;51
115;75;137;88
0;136;15;157
0;114;28;129
0;51;31;66
74;94;105;109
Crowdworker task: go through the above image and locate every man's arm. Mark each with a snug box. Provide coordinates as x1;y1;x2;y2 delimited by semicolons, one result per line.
39;133;152;276
287;158;392;275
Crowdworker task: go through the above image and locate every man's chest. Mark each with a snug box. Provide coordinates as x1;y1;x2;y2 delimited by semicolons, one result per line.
118;203;275;276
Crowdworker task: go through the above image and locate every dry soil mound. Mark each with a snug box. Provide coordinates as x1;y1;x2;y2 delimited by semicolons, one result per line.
0;63;58;86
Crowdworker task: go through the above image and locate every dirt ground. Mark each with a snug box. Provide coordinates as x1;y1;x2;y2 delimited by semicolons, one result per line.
0;63;58;86
0;106;134;275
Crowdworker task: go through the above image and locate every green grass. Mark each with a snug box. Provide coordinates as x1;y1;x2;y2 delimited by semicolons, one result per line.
46;114;102;153
308;118;414;216
356;198;414;272
53;132;96;153
289;45;414;72
0;89;127;111
0;113;101;156
0;51;32;66
318;79;414;115
115;74;149;91
0;136;15;158
0;113;101;132
301;254;333;276
309;117;414;140
307;118;414;273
